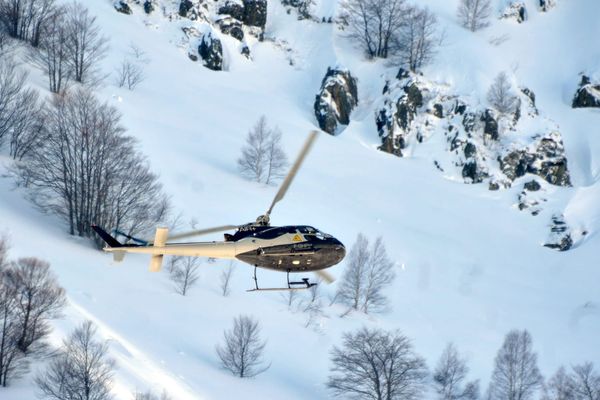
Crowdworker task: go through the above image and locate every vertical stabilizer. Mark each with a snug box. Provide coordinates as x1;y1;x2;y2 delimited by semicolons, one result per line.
149;227;168;272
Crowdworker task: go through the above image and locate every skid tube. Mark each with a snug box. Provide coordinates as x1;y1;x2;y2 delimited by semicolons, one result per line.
246;266;317;292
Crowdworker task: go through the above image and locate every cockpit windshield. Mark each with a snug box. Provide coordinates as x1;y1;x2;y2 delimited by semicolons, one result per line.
297;226;332;240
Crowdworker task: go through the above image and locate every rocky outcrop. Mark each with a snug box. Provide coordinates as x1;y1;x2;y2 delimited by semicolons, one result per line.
376;71;571;188
539;0;556;12
544;215;573;251
314;68;358;135
572;75;600;108
218;17;244;40
218;0;245;21
501;1;527;23
179;0;194;17
241;0;267;28
198;32;223;71
500;132;570;186
115;1;132;14
281;0;313;20
143;0;154;14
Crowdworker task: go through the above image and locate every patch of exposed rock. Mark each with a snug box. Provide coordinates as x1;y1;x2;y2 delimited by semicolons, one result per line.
572;75;600;108
501;1;527;23
198;32;223;71
314;68;358;135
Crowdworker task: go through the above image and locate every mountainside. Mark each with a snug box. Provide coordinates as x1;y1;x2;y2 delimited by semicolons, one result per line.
1;0;600;399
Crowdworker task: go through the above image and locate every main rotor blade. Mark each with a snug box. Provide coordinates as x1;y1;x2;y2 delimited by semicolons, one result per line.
167;225;238;241
265;131;319;218
315;270;335;284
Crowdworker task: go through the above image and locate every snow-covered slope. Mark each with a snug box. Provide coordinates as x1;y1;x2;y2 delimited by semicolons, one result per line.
2;0;600;398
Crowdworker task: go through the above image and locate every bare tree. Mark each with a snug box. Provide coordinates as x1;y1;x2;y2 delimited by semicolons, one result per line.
28;9;70;94
0;234;8;267
4;257;66;354
35;320;114;400
488;329;543;400
0;267;29;387
64;1;108;86
434;343;480;400
394;6;438;72
237;116;289;185
219;261;235;297
487;72;519;115
0;27;16;56
114;59;145;90
570;363;600;400
542;366;576;400
168;256;201;296
0;60;41;151
300;280;324;328
336;234;368;311
0;0;57;46
327;327;428;400
361;237;395;313
14;88;170;244
336;234;395;314
457;0;492;32
216;315;269;378
338;0;407;59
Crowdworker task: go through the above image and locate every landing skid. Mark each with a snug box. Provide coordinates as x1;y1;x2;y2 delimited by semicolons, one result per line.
247;267;317;292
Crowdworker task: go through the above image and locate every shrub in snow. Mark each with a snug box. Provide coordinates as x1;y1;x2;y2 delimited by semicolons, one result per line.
314;67;358;135
327;327;428;400
216;315;269;378
572;75;600;108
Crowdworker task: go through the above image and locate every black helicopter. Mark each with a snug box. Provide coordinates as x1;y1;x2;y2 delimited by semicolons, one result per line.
93;131;346;291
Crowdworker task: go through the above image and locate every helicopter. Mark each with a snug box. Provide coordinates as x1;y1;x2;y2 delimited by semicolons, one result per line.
92;131;346;291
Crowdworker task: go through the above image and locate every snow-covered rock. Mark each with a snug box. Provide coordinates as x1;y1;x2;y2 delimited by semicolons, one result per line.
539;0;556;12
314;68;358;135
501;1;527;23
198;32;223;71
241;0;267;28
544;214;573;251
217;16;244;41
143;0;154;14
572;75;600;108
218;0;245;21
114;0;132;14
